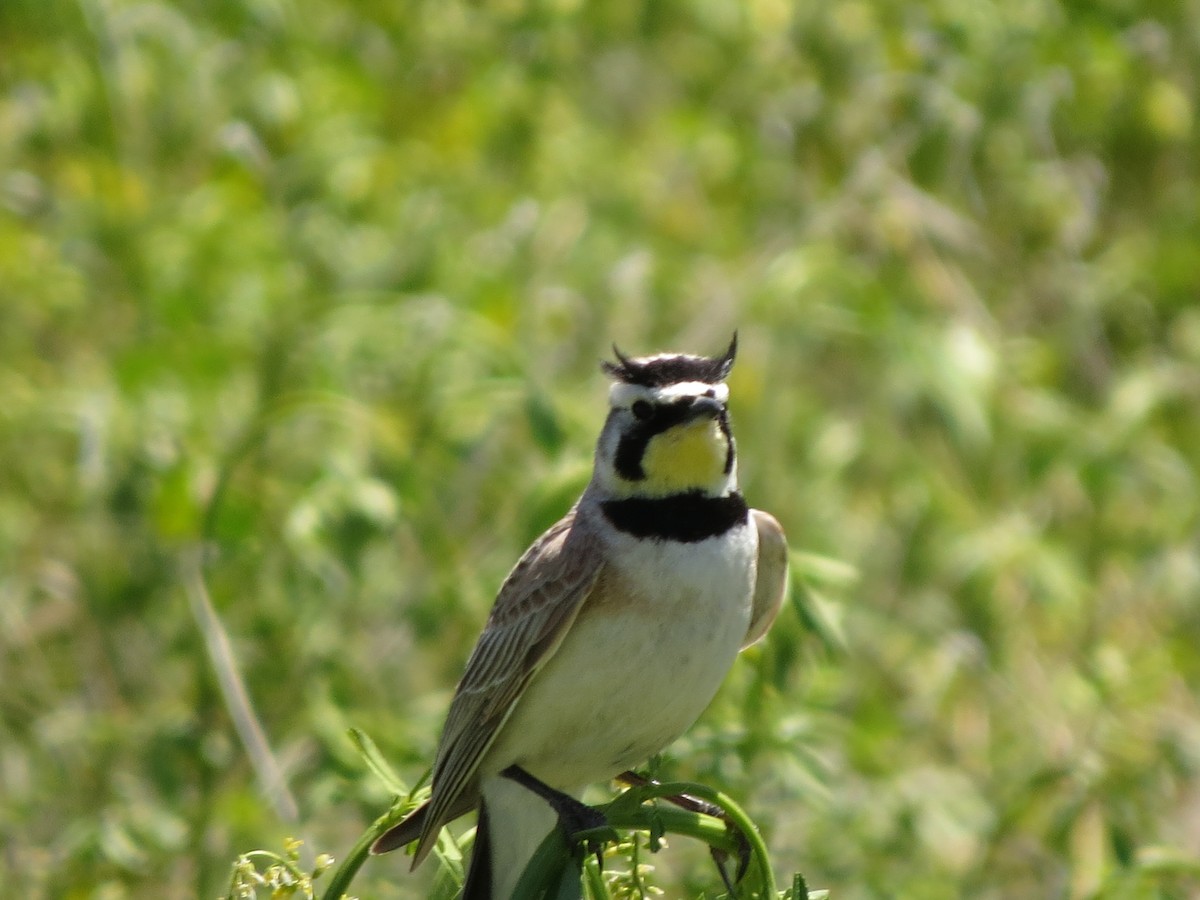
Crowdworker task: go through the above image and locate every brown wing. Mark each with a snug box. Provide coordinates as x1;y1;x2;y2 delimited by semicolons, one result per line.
408;506;605;867
743;509;788;648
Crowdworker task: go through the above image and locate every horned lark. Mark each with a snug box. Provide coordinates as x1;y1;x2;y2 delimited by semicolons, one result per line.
372;335;788;899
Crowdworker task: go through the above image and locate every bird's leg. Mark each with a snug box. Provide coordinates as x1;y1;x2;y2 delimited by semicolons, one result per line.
500;765;611;868
616;770;750;896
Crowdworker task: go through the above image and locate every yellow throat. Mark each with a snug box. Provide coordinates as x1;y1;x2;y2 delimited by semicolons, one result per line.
637;419;728;495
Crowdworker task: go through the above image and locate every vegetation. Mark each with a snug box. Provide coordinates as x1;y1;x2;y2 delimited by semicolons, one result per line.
2;0;1198;897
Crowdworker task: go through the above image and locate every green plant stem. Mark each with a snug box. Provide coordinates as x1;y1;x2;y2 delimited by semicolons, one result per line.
319;800;419;900
512;780;773;899
318;825;379;900
319;816;388;900
615;780;776;895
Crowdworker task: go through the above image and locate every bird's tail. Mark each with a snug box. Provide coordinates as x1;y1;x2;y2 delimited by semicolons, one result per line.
370;778;560;897
461;796;493;899
370;800;429;856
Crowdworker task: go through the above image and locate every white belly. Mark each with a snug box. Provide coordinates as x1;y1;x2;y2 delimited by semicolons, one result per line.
482;522;758;788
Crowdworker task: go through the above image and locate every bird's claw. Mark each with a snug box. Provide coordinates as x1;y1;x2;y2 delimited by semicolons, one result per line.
709;806;752;895
562;803;612;870
616;769;751;894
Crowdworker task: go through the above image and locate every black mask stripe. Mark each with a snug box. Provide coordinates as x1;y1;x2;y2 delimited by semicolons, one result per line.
718;411;735;474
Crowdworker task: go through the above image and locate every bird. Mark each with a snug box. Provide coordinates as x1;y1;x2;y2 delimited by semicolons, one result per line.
370;335;789;899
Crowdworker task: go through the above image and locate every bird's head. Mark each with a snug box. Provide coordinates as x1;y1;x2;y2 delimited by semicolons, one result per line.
592;334;739;499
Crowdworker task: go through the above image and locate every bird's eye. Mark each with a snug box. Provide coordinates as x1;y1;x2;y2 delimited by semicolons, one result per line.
631;400;653;421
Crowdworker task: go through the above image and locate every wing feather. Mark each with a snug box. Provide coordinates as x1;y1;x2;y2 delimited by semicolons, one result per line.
409;506;605;866
743;509;788;648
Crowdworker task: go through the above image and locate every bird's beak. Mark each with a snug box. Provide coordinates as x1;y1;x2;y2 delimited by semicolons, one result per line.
684;395;725;421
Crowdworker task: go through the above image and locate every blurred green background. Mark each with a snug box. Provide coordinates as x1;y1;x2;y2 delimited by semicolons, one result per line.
2;0;1199;897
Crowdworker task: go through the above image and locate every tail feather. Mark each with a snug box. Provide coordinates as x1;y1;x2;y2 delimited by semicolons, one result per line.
371;787;479;863
370;800;429;856
372;779;556;897
461;796;493;900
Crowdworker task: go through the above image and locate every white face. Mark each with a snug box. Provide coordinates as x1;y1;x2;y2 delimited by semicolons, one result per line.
592;380;737;499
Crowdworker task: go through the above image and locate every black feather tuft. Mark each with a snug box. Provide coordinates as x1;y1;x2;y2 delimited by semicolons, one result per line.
601;333;737;386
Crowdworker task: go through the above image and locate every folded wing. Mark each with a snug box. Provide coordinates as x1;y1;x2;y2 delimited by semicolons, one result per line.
743;509;788;648
406;508;606;867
